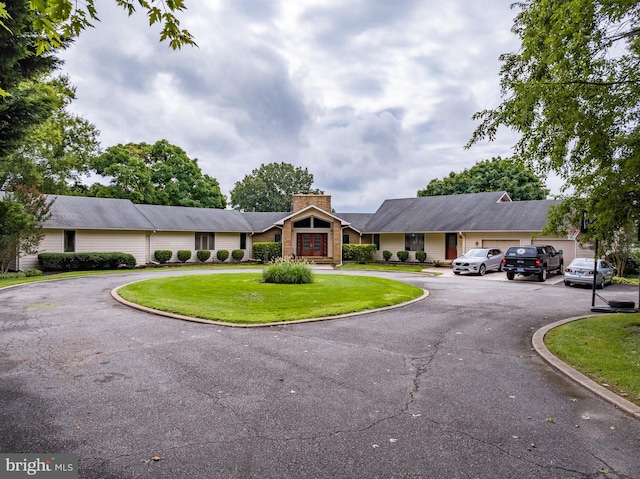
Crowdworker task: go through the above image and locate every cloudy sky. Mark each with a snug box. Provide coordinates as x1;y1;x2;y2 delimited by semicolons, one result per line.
59;0;530;212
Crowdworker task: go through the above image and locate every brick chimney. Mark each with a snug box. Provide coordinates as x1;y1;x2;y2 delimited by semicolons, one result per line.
291;194;332;213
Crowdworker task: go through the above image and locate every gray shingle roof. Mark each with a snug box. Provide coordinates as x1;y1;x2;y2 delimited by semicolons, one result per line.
43;195;156;230
135;204;252;232
362;192;557;233
242;212;290;232
336;213;375;232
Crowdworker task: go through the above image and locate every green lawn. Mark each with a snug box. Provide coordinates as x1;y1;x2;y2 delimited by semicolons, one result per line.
337;263;433;273
545;313;640;406
117;273;424;324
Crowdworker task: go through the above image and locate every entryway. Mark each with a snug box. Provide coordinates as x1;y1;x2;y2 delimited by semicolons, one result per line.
297;233;328;257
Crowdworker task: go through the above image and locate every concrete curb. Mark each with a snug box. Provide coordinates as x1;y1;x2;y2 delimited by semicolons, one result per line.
111;279;429;328
532;315;640;420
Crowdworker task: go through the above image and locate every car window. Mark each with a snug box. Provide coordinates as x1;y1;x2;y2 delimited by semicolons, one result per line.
507;247;537;256
571;259;593;267
547;246;556;254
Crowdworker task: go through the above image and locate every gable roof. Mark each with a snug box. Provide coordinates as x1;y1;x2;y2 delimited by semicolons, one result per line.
362;191;555;233
242;212;289;233
273;205;350;226
336;213;375;233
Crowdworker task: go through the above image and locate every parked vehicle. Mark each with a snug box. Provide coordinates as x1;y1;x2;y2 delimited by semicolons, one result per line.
502;245;564;282
452;248;505;276
564;258;615;289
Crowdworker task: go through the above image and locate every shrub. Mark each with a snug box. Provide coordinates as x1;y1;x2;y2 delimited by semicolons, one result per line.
177;250;192;263
342;244;376;263
397;250;409;262
196;250;211;263
415;251;427;263
382;250;392;262
216;249;229;262
154;250;172;264
232;249;245;262
263;256;313;284
253;242;282;262
38;252;136;271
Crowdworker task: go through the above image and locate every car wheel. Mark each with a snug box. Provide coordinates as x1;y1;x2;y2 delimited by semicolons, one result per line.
506;272;515;280
453;271;460;275
478;264;486;276
498;263;502;272
538;268;547;282
598;278;605;289
564;280;571;286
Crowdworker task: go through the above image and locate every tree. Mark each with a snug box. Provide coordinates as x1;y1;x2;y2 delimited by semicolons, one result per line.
466;0;640;250
230;162;322;212
1;76;101;193
88;140;226;208
0;0;65;156
0;0;196;54
0;185;53;272
417;157;549;201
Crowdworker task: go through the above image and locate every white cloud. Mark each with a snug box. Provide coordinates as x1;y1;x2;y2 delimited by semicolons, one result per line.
59;0;533;212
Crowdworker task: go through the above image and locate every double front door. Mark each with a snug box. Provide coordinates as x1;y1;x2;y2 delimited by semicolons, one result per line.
297;233;327;257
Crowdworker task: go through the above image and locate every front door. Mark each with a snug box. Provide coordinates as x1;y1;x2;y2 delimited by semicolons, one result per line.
445;233;458;260
297;233;327;257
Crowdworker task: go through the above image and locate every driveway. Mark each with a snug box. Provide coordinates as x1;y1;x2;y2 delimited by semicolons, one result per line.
1;270;639;479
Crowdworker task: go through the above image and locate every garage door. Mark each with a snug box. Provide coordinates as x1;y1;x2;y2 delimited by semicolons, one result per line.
482;240;520;252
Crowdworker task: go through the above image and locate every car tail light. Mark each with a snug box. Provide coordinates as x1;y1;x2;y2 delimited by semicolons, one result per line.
535;258;541;267
502;257;506;265
565;268;571;272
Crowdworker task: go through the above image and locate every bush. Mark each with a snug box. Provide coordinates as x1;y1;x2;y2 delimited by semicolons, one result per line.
196;250;211;262
342;244;376;263
253;242;282;262
382;250;392;262
38;252;136;271
216;249;229;262
177;250;192;263
154;250;172;264
263;256;313;284
232;249;245;262
415;251;427;263
397;250;409;262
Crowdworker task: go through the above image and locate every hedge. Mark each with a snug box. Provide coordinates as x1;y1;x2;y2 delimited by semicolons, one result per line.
196;250;211;262
342;244;376;263
396;250;409;262
263;256;313;284
253;242;282;262
154;250;172;264
216;249;229;262
231;249;245;262
177;250;192;263
38;252;136;271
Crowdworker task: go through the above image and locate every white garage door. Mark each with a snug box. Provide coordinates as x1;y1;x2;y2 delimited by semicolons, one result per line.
532;239;576;264
482;239;520;252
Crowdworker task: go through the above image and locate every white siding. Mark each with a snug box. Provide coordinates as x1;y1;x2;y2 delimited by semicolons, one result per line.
374;234;404;261
150;232;194;263
215;233;249;262
18;229;64;270
425;233;446;262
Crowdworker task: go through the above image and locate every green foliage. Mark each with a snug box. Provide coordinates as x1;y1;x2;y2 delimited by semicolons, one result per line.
230;162;322;212
38;252;135;271
415;251;427;263
177;249;191;263
342;244;376;263
196;249;211;263
382;250;392;262
88;140;226;208
396;250;409;262
0;186;53;273
262;256;313;284
154;250;172;264
417;157;549;201
216;249;229;262
0;268;42;279
253;242;282;262
467;0;640;247
231;249;245;262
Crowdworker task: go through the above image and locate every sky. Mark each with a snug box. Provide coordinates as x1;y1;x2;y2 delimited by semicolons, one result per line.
59;0;533;213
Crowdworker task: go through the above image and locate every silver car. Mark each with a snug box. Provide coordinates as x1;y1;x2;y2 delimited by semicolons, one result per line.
564;258;615;288
452;248;505;276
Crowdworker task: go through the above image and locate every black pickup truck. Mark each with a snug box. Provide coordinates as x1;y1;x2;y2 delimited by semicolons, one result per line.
502;245;564;282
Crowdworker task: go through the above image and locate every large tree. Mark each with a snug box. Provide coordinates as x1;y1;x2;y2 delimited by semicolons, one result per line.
88;140;226;208
1;76;100;193
466;0;640;249
417;157;549;201
230;162;322;212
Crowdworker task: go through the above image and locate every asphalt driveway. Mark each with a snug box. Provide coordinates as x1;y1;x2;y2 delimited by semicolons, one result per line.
1;269;639;479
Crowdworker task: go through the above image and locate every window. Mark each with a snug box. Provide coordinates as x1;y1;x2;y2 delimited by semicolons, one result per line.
195;233;215;250
274;233;282;243
373;234;380;250
64;230;76;252
240;232;247;250
405;233;424;252
314;218;330;228
343;234;350;244
293;217;311;228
